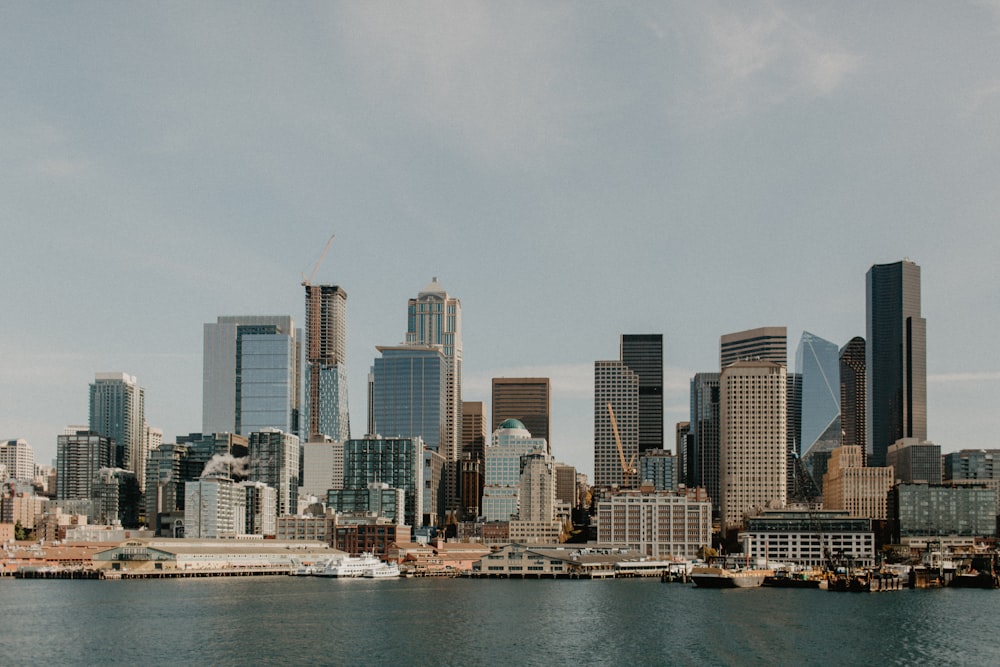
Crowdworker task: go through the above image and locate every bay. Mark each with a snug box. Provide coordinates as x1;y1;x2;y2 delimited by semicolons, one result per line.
0;577;996;666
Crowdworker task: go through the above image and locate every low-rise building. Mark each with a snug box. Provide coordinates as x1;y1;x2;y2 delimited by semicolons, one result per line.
743;509;875;568
595;485;712;559
889;482;997;545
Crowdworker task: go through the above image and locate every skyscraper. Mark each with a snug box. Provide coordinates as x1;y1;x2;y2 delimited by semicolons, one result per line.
689;372;720;516
304;284;350;442
593;360;638;489
56;430;114;501
248;428;300;518
482;419;548;522
405;278;462;464
839;337;866;452
796;332;842;483
720;326;787;368
368;345;446;451
202;316;301;438
89;372;146;490
866;259;926;466
0;439;35;482
342;436;424;528
621;334;664;452
719;360;787;533
491;378;550;449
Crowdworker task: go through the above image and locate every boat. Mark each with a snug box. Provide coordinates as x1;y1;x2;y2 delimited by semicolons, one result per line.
690;557;773;589
314;553;388;578
364;562;401;579
762;567;822;589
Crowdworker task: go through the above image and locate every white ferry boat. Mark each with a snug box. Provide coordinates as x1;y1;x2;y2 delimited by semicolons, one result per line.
315;553;391;578
363;562;401;579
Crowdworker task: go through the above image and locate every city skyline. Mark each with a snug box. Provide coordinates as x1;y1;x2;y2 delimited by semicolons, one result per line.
4;5;1000;478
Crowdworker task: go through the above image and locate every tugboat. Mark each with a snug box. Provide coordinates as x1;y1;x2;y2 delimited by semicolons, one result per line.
691;556;773;589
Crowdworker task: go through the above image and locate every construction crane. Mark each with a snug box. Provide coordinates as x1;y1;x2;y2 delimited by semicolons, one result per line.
301;234;335;287
607;402;637;489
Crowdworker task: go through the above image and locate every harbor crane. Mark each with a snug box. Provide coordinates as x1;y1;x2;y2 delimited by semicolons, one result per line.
301;234;335;287
607;402;637;489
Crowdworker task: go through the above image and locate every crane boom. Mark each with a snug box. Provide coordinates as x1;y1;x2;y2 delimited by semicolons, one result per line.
607;402;637;487
302;234;336;286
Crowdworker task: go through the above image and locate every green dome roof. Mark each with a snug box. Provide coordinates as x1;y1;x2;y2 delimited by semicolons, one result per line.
498;418;526;430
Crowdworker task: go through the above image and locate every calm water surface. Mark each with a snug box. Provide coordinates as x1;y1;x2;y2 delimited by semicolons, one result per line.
0;577;996;666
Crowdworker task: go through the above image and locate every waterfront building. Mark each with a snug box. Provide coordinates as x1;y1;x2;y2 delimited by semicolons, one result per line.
621;334;664;452
595;487;713;559
509;448;563;544
689;373;720;515
91;468;141;528
328;482;405;525
89;372;146;488
0;439;35;481
593;360;639;489
301;439;344;498
248;428;300;518
840;337;866;453
720;326;787;368
202;316;301;438
240;481;276;537
743;510;875;569
887;438;941;484
0;492;46;531
304;284;350;442
482;419;548;522
796;332;841;479
889;483;997;544
492;378;550;449
183;475;247;539
276;513;331;541
719;360;787;533
342;436;423;529
369;345;446;452
821;445;894;520
333;520;410;558
866;259;926;467
638;449;676;491
56;430;114;501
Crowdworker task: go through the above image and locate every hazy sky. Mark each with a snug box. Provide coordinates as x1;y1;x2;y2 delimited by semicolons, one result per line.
4;3;1000;477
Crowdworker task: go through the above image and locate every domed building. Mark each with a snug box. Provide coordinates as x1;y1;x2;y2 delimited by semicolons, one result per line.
481;419;548;523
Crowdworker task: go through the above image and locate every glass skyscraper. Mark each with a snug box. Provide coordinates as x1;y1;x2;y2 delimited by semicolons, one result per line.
342;436;423;528
689;372;720;517
796;332;842;484
866;260;926;467
369;345;446;452
621;334;664;453
839;337;866;453
89;372;146;490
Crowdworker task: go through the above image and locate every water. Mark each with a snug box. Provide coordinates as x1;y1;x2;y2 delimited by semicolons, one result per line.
1;577;997;666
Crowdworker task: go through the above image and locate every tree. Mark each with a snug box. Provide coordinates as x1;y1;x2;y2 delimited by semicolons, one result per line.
14;520;27;541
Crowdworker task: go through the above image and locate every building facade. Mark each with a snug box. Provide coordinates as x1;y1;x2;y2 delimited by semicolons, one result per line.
689;373;720;515
839;337;866;453
889;483;997;543
744;510;875;568
821;445;894;520
248;428;300;518
491;378;550;449
89;372;146;488
595;488;713;559
887;438;941;484
342;436;423;528
304;284;350;442
368;345;446;452
720;326;787;368
593;360;639;489
482;419;548;522
866;259;926;467
184;476;247;538
56;430;114;501
621;334;664;453
0;439;35;482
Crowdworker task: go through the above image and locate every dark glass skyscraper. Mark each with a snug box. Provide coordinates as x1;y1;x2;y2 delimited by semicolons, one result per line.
839;337;866;453
689;372;720;517
621;334;664;452
866;260;926;467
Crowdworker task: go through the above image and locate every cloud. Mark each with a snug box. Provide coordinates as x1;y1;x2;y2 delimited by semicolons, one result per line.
929;372;1000;384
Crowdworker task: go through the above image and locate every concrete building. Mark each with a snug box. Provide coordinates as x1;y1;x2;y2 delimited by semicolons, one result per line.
719;360;787;532
342;436;423;529
301;439;343;498
202;316;301;438
304;284;350;442
89;372;147;489
866;259;926;467
821;445;894;520
621;334;664;453
240;481;276;537
554;464;577;508
491;378;550;449
593;360;638;489
744;510;875;568
720;326;787;368
482;419;547;522
887;438;942;484
248;428;300;518
183;475;247;538
509;448;562;544
0;439;35;481
595;487;713;559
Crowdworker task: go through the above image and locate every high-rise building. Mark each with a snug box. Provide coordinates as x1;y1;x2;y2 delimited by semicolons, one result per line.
343;436;424;528
866;259;926;467
0;439;35;481
405;278;462;464
491;378;550;449
248;428;300;518
304;284;350;442
944;449;1000;482
460;401;487;519
720;326;787;368
621;334;664;452
689;372;720;515
300;440;343;498
821;445;893;520
91;467;141;528
719;360;787;532
89;372;148;492
369;345;446;451
796;332;842;487
202;316;301;438
639;450;677;491
184;475;247;538
509;448;562;544
482;419;548;522
145;442;190;536
593;360;638;489
840;337;866;452
887;438;941;484
56;430;114;501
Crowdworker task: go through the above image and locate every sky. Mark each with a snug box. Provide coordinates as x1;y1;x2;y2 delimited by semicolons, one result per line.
3;2;1000;478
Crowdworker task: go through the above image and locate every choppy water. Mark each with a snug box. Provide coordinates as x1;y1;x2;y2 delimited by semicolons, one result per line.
0;577;996;666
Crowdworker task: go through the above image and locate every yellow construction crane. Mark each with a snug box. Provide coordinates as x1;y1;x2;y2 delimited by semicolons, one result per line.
301;234;336;287
607;402;637;489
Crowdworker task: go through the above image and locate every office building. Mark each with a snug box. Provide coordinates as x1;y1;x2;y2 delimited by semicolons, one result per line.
595;488;713;560
621;334;664;452
460;401;487;519
91;467;141;528
89;372;146;488
240;481;277;537
0;439;35;481
554;463;577;508
944;449;1000;482
184;475;247;539
689;372;721;515
593;360;639;489
482;419;548;522
145;443;190;536
176;432;249;481
795;332;841;488
56;430;114;501
248;428;300;518
744;510;875;569
866;259;926;466
719;360;787;532
369;345;446;451
821;445;894;520
720;326;787;368
491;378;550;448
889;483;996;544
840;337;866;452
301;440;343;498
343;436;424;529
509;448;562;544
639;450;677;491
304;284;350;442
202;316;301;438
887;438;941;484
